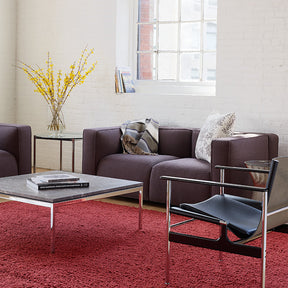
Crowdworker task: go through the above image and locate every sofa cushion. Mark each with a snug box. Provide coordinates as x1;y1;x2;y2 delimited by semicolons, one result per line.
195;112;236;163
149;158;211;205
0;150;18;177
158;128;192;158
96;153;178;200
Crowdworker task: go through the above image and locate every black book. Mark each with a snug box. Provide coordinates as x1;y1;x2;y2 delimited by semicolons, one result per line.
27;177;89;190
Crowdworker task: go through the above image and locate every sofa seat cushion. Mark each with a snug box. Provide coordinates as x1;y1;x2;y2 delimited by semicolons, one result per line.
0;150;18;177
149;158;211;205
96;153;178;200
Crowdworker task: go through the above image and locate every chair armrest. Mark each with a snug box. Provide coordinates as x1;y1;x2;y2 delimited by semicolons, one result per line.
161;175;266;193
215;165;270;174
0;123;31;174
82;126;122;174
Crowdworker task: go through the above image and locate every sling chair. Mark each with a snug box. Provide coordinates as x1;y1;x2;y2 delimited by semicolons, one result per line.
161;156;288;287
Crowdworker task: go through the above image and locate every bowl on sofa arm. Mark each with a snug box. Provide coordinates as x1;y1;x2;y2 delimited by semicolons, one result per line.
82;127;278;205
0;123;31;177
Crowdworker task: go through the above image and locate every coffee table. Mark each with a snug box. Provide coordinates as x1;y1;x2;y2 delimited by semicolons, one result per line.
0;171;143;253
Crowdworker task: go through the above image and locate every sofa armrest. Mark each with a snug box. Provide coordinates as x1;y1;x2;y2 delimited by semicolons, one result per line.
265;133;279;159
0;123;31;174
210;133;278;196
82;127;122;175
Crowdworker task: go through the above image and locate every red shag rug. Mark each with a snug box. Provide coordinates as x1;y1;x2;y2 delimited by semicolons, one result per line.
0;200;287;288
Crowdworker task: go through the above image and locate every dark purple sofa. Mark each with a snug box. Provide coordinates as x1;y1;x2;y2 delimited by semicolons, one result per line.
0;123;31;177
82;127;278;205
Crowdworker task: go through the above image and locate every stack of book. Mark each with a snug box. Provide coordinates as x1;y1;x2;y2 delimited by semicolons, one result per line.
27;174;89;190
115;66;135;93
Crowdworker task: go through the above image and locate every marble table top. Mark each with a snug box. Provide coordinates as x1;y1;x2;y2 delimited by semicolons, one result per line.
0;171;143;204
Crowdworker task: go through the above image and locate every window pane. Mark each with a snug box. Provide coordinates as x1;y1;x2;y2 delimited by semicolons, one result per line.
180;53;201;81
137;53;156;80
136;0;218;83
158;53;177;80
138;24;156;51
181;23;201;51
138;0;157;22
203;52;216;81
159;23;178;51
203;22;216;51
181;0;201;21
204;0;217;19
159;0;178;21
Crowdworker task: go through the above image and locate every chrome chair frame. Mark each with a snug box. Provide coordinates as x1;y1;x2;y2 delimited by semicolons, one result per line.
162;157;288;287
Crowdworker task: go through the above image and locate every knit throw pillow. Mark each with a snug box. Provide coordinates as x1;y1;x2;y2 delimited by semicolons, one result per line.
195;112;236;163
121;118;159;155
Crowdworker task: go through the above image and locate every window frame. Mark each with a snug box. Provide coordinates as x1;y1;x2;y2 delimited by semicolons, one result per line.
117;0;217;97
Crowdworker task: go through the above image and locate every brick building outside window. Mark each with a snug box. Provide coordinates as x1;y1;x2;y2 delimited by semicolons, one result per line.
137;0;217;83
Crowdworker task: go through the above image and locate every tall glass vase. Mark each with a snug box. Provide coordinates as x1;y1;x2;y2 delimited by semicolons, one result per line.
48;108;65;136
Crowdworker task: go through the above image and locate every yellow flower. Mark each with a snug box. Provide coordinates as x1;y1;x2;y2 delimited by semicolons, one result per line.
18;47;97;131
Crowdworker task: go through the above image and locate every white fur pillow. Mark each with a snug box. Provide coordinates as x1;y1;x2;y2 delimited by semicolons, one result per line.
195;112;236;163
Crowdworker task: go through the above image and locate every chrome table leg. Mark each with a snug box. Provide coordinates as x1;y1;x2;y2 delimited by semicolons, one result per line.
50;204;55;253
139;188;143;230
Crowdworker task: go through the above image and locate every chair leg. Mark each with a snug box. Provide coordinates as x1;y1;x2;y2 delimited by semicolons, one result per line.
166;239;170;285
261;240;266;288
166;180;172;285
261;191;268;288
218;168;225;262
218;225;223;261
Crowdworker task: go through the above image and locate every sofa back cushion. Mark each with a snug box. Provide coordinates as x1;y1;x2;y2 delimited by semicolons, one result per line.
158;128;192;158
191;129;200;158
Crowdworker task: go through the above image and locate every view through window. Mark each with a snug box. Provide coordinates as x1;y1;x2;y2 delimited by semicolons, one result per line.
137;0;217;83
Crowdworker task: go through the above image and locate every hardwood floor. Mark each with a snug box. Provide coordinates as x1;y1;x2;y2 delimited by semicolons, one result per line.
99;197;166;213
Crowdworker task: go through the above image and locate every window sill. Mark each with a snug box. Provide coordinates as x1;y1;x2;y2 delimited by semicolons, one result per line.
134;80;216;97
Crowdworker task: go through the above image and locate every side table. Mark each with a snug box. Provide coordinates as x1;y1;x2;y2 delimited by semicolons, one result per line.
33;133;83;173
244;160;270;201
244;160;270;187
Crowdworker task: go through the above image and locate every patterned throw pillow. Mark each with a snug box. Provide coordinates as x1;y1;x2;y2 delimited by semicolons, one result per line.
121;118;159;155
195;112;236;163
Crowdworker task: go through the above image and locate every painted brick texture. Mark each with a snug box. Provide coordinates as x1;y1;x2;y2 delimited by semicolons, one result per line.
1;0;287;171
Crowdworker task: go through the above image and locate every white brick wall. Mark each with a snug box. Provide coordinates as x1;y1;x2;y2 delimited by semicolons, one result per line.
1;0;287;171
0;0;16;123
216;0;288;155
16;0;117;171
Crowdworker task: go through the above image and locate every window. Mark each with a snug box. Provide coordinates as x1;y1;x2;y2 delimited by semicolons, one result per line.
136;0;217;83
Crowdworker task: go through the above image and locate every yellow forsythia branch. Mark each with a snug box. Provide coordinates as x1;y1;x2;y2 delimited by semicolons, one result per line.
17;47;97;116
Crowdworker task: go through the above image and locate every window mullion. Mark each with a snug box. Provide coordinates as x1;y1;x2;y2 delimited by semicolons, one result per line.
177;0;182;82
156;0;160;80
200;0;204;82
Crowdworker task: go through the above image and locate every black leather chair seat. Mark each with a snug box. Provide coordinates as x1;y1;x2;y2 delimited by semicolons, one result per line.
179;195;262;239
